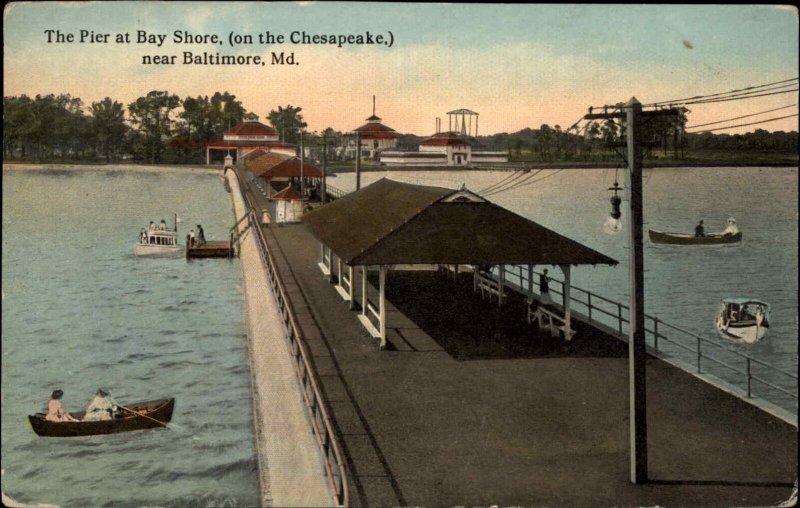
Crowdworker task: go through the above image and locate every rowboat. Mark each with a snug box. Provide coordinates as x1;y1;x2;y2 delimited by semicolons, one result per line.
28;398;174;437
715;298;770;343
648;230;742;245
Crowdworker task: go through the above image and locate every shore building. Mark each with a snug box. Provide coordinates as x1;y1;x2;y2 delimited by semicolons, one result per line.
349;97;401;159
205;120;295;164
380;109;508;166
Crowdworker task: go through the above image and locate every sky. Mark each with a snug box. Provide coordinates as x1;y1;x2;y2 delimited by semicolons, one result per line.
3;2;799;135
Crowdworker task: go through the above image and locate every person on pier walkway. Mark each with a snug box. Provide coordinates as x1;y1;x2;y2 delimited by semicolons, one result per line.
45;390;79;422
540;269;551;304
148;221;156;231
196;225;206;245
189;229;196;248
158;219;167;231
83;389;117;421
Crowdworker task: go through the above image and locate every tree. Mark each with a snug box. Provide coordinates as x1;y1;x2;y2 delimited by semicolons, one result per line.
268;105;307;144
91;98;127;161
128;90;180;163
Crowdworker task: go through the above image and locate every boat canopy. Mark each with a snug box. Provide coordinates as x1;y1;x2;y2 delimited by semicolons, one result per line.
722;297;769;307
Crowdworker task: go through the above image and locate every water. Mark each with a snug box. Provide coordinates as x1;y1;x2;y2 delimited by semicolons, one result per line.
1;168;260;507
332;167;798;411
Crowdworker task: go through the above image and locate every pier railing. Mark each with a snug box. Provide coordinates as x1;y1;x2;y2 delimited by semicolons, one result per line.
235;169;349;506
324;184;347;201
495;264;798;417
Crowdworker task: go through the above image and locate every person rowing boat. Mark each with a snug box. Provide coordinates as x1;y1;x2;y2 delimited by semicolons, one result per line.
83;388;118;421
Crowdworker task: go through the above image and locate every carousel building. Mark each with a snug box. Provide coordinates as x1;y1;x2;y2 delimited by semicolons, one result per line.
350;97;401;159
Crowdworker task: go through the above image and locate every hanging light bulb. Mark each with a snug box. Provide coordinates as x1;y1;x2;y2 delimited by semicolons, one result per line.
603;181;623;235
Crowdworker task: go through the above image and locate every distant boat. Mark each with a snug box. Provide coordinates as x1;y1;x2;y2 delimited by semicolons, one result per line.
135;214;181;256
648;230;742;245
649;217;741;245
28;398;175;437
715;298;770;343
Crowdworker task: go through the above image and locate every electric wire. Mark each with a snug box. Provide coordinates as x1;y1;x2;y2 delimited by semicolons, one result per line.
643;77;798;107
681;87;798;105
688;113;798;133
686;104;797;129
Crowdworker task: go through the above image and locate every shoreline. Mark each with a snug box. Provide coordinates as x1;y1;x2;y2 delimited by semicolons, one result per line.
2;162;221;175
330;160;799;172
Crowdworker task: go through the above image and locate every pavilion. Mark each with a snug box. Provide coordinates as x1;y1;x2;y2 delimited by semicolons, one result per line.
205;119;295;164
350;96;401;159
302;178;616;348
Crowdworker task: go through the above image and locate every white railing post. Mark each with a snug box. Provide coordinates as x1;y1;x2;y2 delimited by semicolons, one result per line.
348;266;355;310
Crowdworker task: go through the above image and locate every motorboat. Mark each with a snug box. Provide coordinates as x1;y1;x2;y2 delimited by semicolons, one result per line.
135;214;180;256
649;217;741;245
715;298;770;343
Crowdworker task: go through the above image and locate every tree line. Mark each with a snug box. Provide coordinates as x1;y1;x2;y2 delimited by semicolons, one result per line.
3;93;796;164
3;91;312;164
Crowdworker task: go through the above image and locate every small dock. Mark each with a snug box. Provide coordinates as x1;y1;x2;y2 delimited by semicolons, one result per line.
185;237;236;259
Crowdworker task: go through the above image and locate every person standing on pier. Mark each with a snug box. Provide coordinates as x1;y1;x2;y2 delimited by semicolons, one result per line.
189;229;196;247
148;221;156;231
540;269;551;304
196;225;206;246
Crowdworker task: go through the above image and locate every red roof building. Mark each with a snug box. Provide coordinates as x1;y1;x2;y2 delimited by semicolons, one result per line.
351;97;400;158
205;119;295;165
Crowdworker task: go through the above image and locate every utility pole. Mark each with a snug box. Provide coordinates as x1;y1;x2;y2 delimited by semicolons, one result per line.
300;131;305;199
355;131;362;191
625;97;647;484
322;133;328;204
585;98;679;485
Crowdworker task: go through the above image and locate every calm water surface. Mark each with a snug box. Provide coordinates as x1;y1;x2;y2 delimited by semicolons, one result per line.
2;168;260;507
335;167;798;410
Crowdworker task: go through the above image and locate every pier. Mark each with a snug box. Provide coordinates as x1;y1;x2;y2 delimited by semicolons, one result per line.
230;168;797;507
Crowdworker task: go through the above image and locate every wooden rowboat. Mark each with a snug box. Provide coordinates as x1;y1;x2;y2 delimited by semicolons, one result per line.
648;230;742;245
28;398;174;437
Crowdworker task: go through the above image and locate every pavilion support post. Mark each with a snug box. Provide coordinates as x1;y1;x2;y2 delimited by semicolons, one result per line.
473;265;478;293
348;265;355;310
560;264;572;339
337;257;342;286
361;266;368;316
206;147;210;165
498;264;505;307
379;265;388;349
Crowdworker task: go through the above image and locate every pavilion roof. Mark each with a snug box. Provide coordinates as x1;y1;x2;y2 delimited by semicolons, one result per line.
246;152;323;178
271;186;304;201
354;121;401;139
224;120;278;137
302;178;617;266
420;132;473;146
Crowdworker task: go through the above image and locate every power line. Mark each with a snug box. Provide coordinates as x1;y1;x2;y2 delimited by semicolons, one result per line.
689;113;798;134
643;77;798;107
686;104;797;129
485;168;563;197
682;86;798;105
478;170;529;194
482;169;544;196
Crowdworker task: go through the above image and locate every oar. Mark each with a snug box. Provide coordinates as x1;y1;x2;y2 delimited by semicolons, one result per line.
107;396;182;431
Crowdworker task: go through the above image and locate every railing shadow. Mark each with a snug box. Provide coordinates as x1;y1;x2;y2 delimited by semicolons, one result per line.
649;479;796;488
381;270;628;361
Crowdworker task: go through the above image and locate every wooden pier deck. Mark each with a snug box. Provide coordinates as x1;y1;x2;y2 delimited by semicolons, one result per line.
185;240;235;258
238;177;797;507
